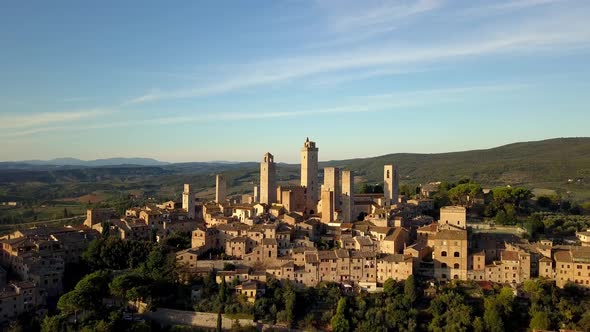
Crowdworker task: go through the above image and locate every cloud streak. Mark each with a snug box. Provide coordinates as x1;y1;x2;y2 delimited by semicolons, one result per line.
126;4;590;105
0;109;108;130
1;82;530;139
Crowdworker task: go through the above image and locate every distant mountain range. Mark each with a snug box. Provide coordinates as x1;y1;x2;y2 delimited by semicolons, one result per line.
11;157;169;167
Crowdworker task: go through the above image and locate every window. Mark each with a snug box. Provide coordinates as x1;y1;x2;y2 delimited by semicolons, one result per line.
454;252;460;257
441;263;448;268
441;251;447;257
454;263;460;269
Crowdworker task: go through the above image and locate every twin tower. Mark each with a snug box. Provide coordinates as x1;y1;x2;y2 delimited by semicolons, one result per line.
260;138;318;214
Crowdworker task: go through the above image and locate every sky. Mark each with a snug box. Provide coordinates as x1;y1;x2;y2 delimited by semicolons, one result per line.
1;0;589;163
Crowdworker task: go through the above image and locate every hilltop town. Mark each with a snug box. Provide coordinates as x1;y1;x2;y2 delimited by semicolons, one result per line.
1;138;590;331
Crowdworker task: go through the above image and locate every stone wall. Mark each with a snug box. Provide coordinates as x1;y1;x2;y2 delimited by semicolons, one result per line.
142;308;256;330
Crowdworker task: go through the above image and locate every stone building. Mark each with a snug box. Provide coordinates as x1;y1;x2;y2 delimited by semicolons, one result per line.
555;247;590;288
341;170;355;223
377;254;414;283
216;174;227;204
323;167;341;211
0;281;44;323
301;138;319;214
182;184;195;219
260;153;277;205
432;229;468;280
439;206;467;229
384;164;399;206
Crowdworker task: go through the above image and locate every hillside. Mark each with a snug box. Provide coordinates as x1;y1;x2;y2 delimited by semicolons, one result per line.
322;137;590;187
0;138;589;205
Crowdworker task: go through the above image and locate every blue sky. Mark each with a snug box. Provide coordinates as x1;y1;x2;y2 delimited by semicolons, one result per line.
1;0;589;163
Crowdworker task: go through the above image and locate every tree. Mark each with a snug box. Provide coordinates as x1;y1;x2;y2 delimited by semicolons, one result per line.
483;297;504;332
404;275;417;305
41;315;63;332
473;317;485;332
530;311;551;330
526;214;545;239
448;182;482;207
383;278;400;297
428;291;472;332
495;210;508;225
58;270;111;315
283;282;296;328
331;298;350;332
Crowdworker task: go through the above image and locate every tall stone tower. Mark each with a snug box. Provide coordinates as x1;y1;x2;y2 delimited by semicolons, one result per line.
301;138;319;214
260;152;276;205
320;190;334;224
182;184;195;219
384;164;399;206
323;167;340;211
253;186;259;203
215;174;226;204
341;170;354;222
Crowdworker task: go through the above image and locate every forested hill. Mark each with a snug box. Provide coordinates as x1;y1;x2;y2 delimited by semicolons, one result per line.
322;137;590;188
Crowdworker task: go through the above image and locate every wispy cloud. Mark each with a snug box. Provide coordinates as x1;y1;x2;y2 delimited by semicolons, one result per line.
317;0;442;32
486;0;565;11
1;82;531;139
0;109;108;130
128;16;589;105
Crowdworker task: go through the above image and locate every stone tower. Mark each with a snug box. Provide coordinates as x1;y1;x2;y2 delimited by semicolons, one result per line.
323;167;340;211
215;174;226;204
253;186;259;203
301;138;319;214
384;164;399;206
260;152;276;205
341;170;354;222
320;190;334;224
182;184;195;219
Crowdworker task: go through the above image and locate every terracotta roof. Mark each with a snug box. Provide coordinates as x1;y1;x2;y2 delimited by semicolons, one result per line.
384;228;406;241
262;238;277;246
305;253;319;264
554;250;572;263
317;250;337;260
501;250;519;261
406;242;428;251
351;250;377;258
379;254;405;263
369;226;392;234
418;223;439;233
229;237;248;243
434;229;467;241
335;249;350;258
354;236;374;246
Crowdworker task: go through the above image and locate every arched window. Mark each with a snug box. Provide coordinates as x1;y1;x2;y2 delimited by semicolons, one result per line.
454;263;460;269
454;252;460;257
453;275;459;279
441;251;447;257
441;263;447;268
